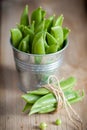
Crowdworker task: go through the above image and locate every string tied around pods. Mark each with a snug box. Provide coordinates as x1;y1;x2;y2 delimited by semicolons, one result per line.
43;75;83;130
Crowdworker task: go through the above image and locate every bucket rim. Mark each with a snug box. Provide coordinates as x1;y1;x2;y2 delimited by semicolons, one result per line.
10;39;69;57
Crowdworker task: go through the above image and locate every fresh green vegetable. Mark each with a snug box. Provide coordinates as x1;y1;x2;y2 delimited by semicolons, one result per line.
10;5;70;54
53;14;64;27
46;32;57;46
10;28;22;48
55;119;62;125
32;32;45;54
18;35;30;52
39;122;47;130
23;103;32;112
22;76;84;115
20;5;29;26
22;93;41;104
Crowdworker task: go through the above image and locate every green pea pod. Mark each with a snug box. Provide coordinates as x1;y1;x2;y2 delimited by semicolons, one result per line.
41;9;46;20
46;32;57;45
29;93;56;115
53;14;64;26
63;27;70;40
45;15;55;32
18;24;34;36
23;103;32;112
18;35;30;52
22;93;41;104
38;104;56;114
51;26;63;45
31;7;42;28
35;20;45;33
10;28;22;48
39;106;56;114
69;90;84;104
46;44;58;54
28;87;50;95
60;76;76;91
32;32;45;54
29;21;35;32
29;89;83;115
27;77;76;95
20;5;29;26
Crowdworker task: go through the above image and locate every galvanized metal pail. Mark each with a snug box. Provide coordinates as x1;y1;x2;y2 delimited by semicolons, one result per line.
11;40;68;92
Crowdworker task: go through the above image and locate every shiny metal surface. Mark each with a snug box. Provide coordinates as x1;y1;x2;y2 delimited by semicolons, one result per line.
11;41;68;92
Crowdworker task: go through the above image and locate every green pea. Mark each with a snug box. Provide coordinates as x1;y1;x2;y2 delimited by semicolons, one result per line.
18;35;30;52
20;5;29;26
32;32;45;54
53;14;64;27
39;122;47;130
10;28;22;48
55;119;62;125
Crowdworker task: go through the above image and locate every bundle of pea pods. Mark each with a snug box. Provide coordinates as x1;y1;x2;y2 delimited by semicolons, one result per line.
10;5;70;54
22;77;84;115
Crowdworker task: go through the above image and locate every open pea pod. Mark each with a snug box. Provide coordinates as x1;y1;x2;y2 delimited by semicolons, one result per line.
63;27;70;40
53;14;64;27
46;32;57;45
18;35;30;52
20;5;29;26
10;28;22;48
32;32;45;54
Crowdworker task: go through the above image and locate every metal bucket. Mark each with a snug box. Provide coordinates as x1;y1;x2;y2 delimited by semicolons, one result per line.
11;40;68;92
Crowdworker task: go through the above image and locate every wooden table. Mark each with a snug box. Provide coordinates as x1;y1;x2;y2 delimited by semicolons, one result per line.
0;0;87;129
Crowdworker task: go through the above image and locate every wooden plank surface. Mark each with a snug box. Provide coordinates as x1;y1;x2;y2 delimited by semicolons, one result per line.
0;0;87;130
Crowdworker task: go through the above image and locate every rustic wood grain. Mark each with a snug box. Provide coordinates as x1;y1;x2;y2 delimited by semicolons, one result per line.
0;0;87;130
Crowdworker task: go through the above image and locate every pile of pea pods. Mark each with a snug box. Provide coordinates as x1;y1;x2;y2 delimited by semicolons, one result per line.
22;77;84;115
10;5;70;54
